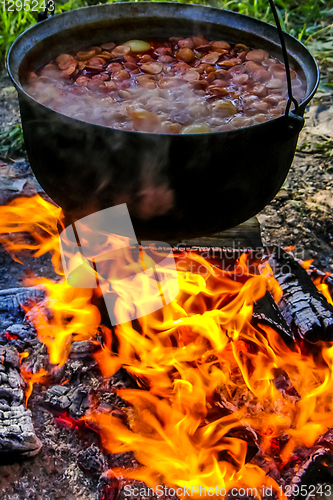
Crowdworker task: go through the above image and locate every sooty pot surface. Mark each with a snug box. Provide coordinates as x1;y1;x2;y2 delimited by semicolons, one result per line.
7;2;318;240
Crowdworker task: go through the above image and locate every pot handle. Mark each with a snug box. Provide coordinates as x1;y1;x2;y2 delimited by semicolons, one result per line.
37;0;55;22
268;0;300;118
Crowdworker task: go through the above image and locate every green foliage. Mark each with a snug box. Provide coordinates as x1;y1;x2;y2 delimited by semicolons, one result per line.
0;124;26;158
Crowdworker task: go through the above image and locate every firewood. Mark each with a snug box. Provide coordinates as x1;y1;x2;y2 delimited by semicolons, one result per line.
0;286;45;317
289;446;333;490
252;291;294;344
0;346;42;459
265;248;333;342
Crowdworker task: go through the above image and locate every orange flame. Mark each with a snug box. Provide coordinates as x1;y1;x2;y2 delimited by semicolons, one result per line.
1;195;333;498
0;195;63;273
19;352;48;404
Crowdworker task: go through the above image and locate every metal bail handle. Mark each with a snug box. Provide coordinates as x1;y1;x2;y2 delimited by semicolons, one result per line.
268;0;299;118
37;0;55;22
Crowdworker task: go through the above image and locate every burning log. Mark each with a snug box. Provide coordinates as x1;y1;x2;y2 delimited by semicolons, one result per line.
252;291;294;344
0;286;45;318
0;346;42;458
289;446;333;492
265;248;333;342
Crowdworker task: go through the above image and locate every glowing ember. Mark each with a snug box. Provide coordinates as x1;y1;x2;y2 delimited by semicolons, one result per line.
1;195;333;498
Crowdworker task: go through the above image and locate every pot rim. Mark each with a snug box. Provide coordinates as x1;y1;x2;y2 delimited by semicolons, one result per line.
7;1;319;137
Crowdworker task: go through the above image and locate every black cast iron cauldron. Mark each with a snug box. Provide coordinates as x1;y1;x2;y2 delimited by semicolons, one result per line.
7;2;318;240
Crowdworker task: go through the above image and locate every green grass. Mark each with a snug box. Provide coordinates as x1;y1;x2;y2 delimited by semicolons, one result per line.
1;0;333;66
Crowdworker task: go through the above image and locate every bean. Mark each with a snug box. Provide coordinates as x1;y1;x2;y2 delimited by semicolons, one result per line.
252;101;271;113
269;64;286;78
75;76;89;87
141;62;164;75
123;40;151;53
205;72;216;84
201;52;221;65
155;47;172;56
106;62;124;73
218;58;241;67
235;44;249;51
252;84;267;97
99;51;112;60
230;116;253;128
112;70;131;82
158;55;174;64
136;75;157;89
232;74;249;85
86;58;105;70
124;62;139;71
118;80;131;90
76;50;96;61
124;54;140;63
178;38;195;49
181;123;211;134
245;61;262;72
91;73;110;81
89;46;102;54
265;78;283;89
212;79;230;88
140;54;154;64
263;94;284;105
215;69;233;79
211;99;237;116
56;54;76;70
111;46;131;57
211;41;230;51
208;86;229;96
158;77;185;89
246;49;269;62
129;110;160;133
191;80;209;90
100;42;116;51
101;81;118;92
192;35;209;48
183;69;200;82
176;48;195;63
252;67;270;83
62;63;77;78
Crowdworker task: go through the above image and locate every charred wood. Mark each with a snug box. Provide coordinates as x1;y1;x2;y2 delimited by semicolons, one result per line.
0;286;45;318
44;384;89;419
252;291;294;344
289;446;333;496
0;346;42;459
265;248;333;342
77;444;107;478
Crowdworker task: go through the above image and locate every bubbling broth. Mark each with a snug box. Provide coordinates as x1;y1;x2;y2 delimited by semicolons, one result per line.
24;36;306;134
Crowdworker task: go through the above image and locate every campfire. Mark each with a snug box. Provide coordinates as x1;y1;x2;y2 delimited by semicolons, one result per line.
1;195;333;499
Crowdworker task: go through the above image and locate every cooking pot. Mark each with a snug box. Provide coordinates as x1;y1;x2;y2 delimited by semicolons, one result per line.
7;2;319;240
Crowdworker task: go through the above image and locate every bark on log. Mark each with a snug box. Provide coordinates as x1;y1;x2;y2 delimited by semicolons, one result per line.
266;248;333;342
252;291;294;344
0;346;42;458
